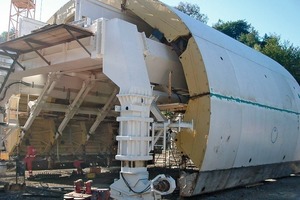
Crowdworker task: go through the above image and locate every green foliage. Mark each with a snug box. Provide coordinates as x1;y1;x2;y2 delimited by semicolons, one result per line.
176;2;208;24
261;35;286;64
260;35;300;82
179;2;300;83
0;31;8;43
0;28;15;43
239;31;261;49
214;19;261;49
213;20;252;40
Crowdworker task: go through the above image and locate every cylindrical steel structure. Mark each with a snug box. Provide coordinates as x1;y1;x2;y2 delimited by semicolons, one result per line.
121;0;300;196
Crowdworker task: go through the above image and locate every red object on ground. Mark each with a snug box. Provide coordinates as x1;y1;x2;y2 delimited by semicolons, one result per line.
85;180;93;194
23;146;36;176
74;179;83;193
73;160;84;175
64;180;110;200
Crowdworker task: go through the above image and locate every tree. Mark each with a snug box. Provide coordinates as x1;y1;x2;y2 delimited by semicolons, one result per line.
213;20;256;40
213;19;261;49
176;2;208;24
0;31;8;43
239;30;261;49
260;35;286;64
175;1;300;84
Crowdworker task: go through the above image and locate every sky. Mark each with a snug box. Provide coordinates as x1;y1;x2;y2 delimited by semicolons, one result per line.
0;0;299;47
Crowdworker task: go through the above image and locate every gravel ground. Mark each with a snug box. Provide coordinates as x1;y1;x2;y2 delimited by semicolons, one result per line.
1;169;300;199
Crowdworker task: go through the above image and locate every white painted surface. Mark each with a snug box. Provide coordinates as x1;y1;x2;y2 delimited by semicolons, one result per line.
103;18;152;95
77;0;152;35
19;17;47;37
171;7;300;171
144;38;187;90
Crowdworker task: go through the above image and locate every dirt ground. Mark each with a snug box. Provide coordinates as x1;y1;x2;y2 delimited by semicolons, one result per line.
1;167;300;199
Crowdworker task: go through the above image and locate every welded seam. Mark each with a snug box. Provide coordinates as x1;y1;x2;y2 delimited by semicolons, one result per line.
210;93;300;115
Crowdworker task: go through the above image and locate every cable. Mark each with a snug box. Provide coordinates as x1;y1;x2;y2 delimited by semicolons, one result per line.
120;172;151;194
0;81;32;101
173;91;183;103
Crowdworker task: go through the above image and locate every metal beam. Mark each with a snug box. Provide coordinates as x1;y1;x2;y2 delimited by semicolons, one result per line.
0;49;25;70
24;39;51;65
56;77;95;138
150;102;167;122
87;88;118;139
25;38;51;46
65;27;91;56
22;72;61;132
0;66;10;71
41;102;115;116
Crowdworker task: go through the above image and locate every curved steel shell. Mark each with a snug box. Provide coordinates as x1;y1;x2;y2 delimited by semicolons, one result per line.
173;7;300;169
171;6;300;168
122;0;300;195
